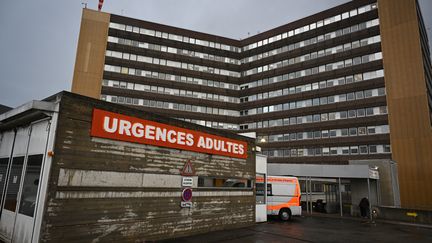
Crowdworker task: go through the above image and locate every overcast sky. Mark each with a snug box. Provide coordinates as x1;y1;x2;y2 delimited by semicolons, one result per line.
0;0;431;108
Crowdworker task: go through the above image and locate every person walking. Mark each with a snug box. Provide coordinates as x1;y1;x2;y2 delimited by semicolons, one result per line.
359;197;370;218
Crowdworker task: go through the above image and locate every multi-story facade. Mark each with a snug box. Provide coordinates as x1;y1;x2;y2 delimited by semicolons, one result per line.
72;0;432;209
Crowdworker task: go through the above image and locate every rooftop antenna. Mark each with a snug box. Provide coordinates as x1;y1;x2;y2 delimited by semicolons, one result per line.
98;0;104;11
81;2;87;8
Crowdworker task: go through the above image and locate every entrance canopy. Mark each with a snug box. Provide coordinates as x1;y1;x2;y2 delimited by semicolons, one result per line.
268;164;379;179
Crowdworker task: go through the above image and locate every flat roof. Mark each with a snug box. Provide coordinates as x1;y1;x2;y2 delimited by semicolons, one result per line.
268;163;378;179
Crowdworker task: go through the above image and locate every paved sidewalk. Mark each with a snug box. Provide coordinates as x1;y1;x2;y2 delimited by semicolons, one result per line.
160;216;432;243
305;212;432;229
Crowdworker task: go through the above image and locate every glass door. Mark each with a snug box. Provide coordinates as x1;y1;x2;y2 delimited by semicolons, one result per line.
0;127;31;241
0;119;51;243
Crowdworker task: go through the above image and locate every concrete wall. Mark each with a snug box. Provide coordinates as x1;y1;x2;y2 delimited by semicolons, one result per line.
378;0;432;210
71;9;109;99
39;93;256;242
376;206;432;225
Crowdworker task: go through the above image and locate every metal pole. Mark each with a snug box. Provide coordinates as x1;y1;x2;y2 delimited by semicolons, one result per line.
339;178;343;217
377;179;381;205
307;178;310;214
367;178;371;221
325;184;328;208
309;177;313;215
305;179;309;213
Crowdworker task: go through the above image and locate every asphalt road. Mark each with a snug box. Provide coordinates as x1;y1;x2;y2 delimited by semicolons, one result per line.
161;216;432;243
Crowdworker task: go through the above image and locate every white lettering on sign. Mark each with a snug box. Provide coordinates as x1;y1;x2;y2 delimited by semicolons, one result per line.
92;109;248;159
181;201;193;208
182;177;193;187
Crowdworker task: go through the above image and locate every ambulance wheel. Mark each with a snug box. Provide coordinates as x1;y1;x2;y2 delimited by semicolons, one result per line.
279;209;292;221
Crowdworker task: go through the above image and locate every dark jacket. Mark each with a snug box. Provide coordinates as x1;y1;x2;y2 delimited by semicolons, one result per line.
359;197;370;208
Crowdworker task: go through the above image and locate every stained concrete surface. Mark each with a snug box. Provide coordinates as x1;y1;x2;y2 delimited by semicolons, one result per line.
161;216;432;243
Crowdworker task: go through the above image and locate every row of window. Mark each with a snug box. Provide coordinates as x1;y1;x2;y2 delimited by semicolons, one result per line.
105;50;241;77
102;95;240;117
262;144;391;158
240;87;385;116
240;70;384;103
107;36;240;65
257;125;389;143
241;52;382;90
102;79;239;103
243;34;381;76
108;17;378;69
103;64;240;90
243;3;377;51
242;64;382;91
239;106;388;130
109;22;241;52
108;3;377;55
174;117;239;130
243;19;379;65
102;69;384;107
104;50;382;96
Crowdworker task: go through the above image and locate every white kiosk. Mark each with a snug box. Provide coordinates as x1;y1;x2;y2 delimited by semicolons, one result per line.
255;154;267;222
240;132;267;223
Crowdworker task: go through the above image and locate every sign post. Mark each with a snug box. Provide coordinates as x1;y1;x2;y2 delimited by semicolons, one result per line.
180;160;195;208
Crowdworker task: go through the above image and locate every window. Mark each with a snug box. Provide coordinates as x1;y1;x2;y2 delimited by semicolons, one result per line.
366;108;374;116
322;130;329;138
4;156;24;212
330;147;338;155
349;128;357;136
321;114;328;121
358;127;367;135
340;111;347;119
198;176;252;188
19;154;43;217
384;145;391;153
342;147;350;155
338;129;347;137
359;146;368;154
330;130;337;137
256;174;266;204
0;158;9;201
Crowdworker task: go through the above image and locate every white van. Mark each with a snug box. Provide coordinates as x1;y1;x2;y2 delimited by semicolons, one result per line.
266;176;302;220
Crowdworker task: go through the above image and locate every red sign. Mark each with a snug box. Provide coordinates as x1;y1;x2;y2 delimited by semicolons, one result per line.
91;109;248;159
180;160;195;176
182;188;193;202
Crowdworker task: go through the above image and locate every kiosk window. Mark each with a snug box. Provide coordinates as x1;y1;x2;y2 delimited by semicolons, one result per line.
255;173;266;204
0;158;9;201
198;176;252;188
4;156;24;212
19;154;43;217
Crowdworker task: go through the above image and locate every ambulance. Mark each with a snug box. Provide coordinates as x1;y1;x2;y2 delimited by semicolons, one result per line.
266;176;302;221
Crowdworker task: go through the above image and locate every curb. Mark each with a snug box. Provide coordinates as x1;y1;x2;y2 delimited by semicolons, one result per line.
305;212;432;229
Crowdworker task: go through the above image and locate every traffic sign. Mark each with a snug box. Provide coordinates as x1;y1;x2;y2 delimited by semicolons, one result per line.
180;160;195;176
182;188;193;202
180;201;192;208
182;177;193;187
